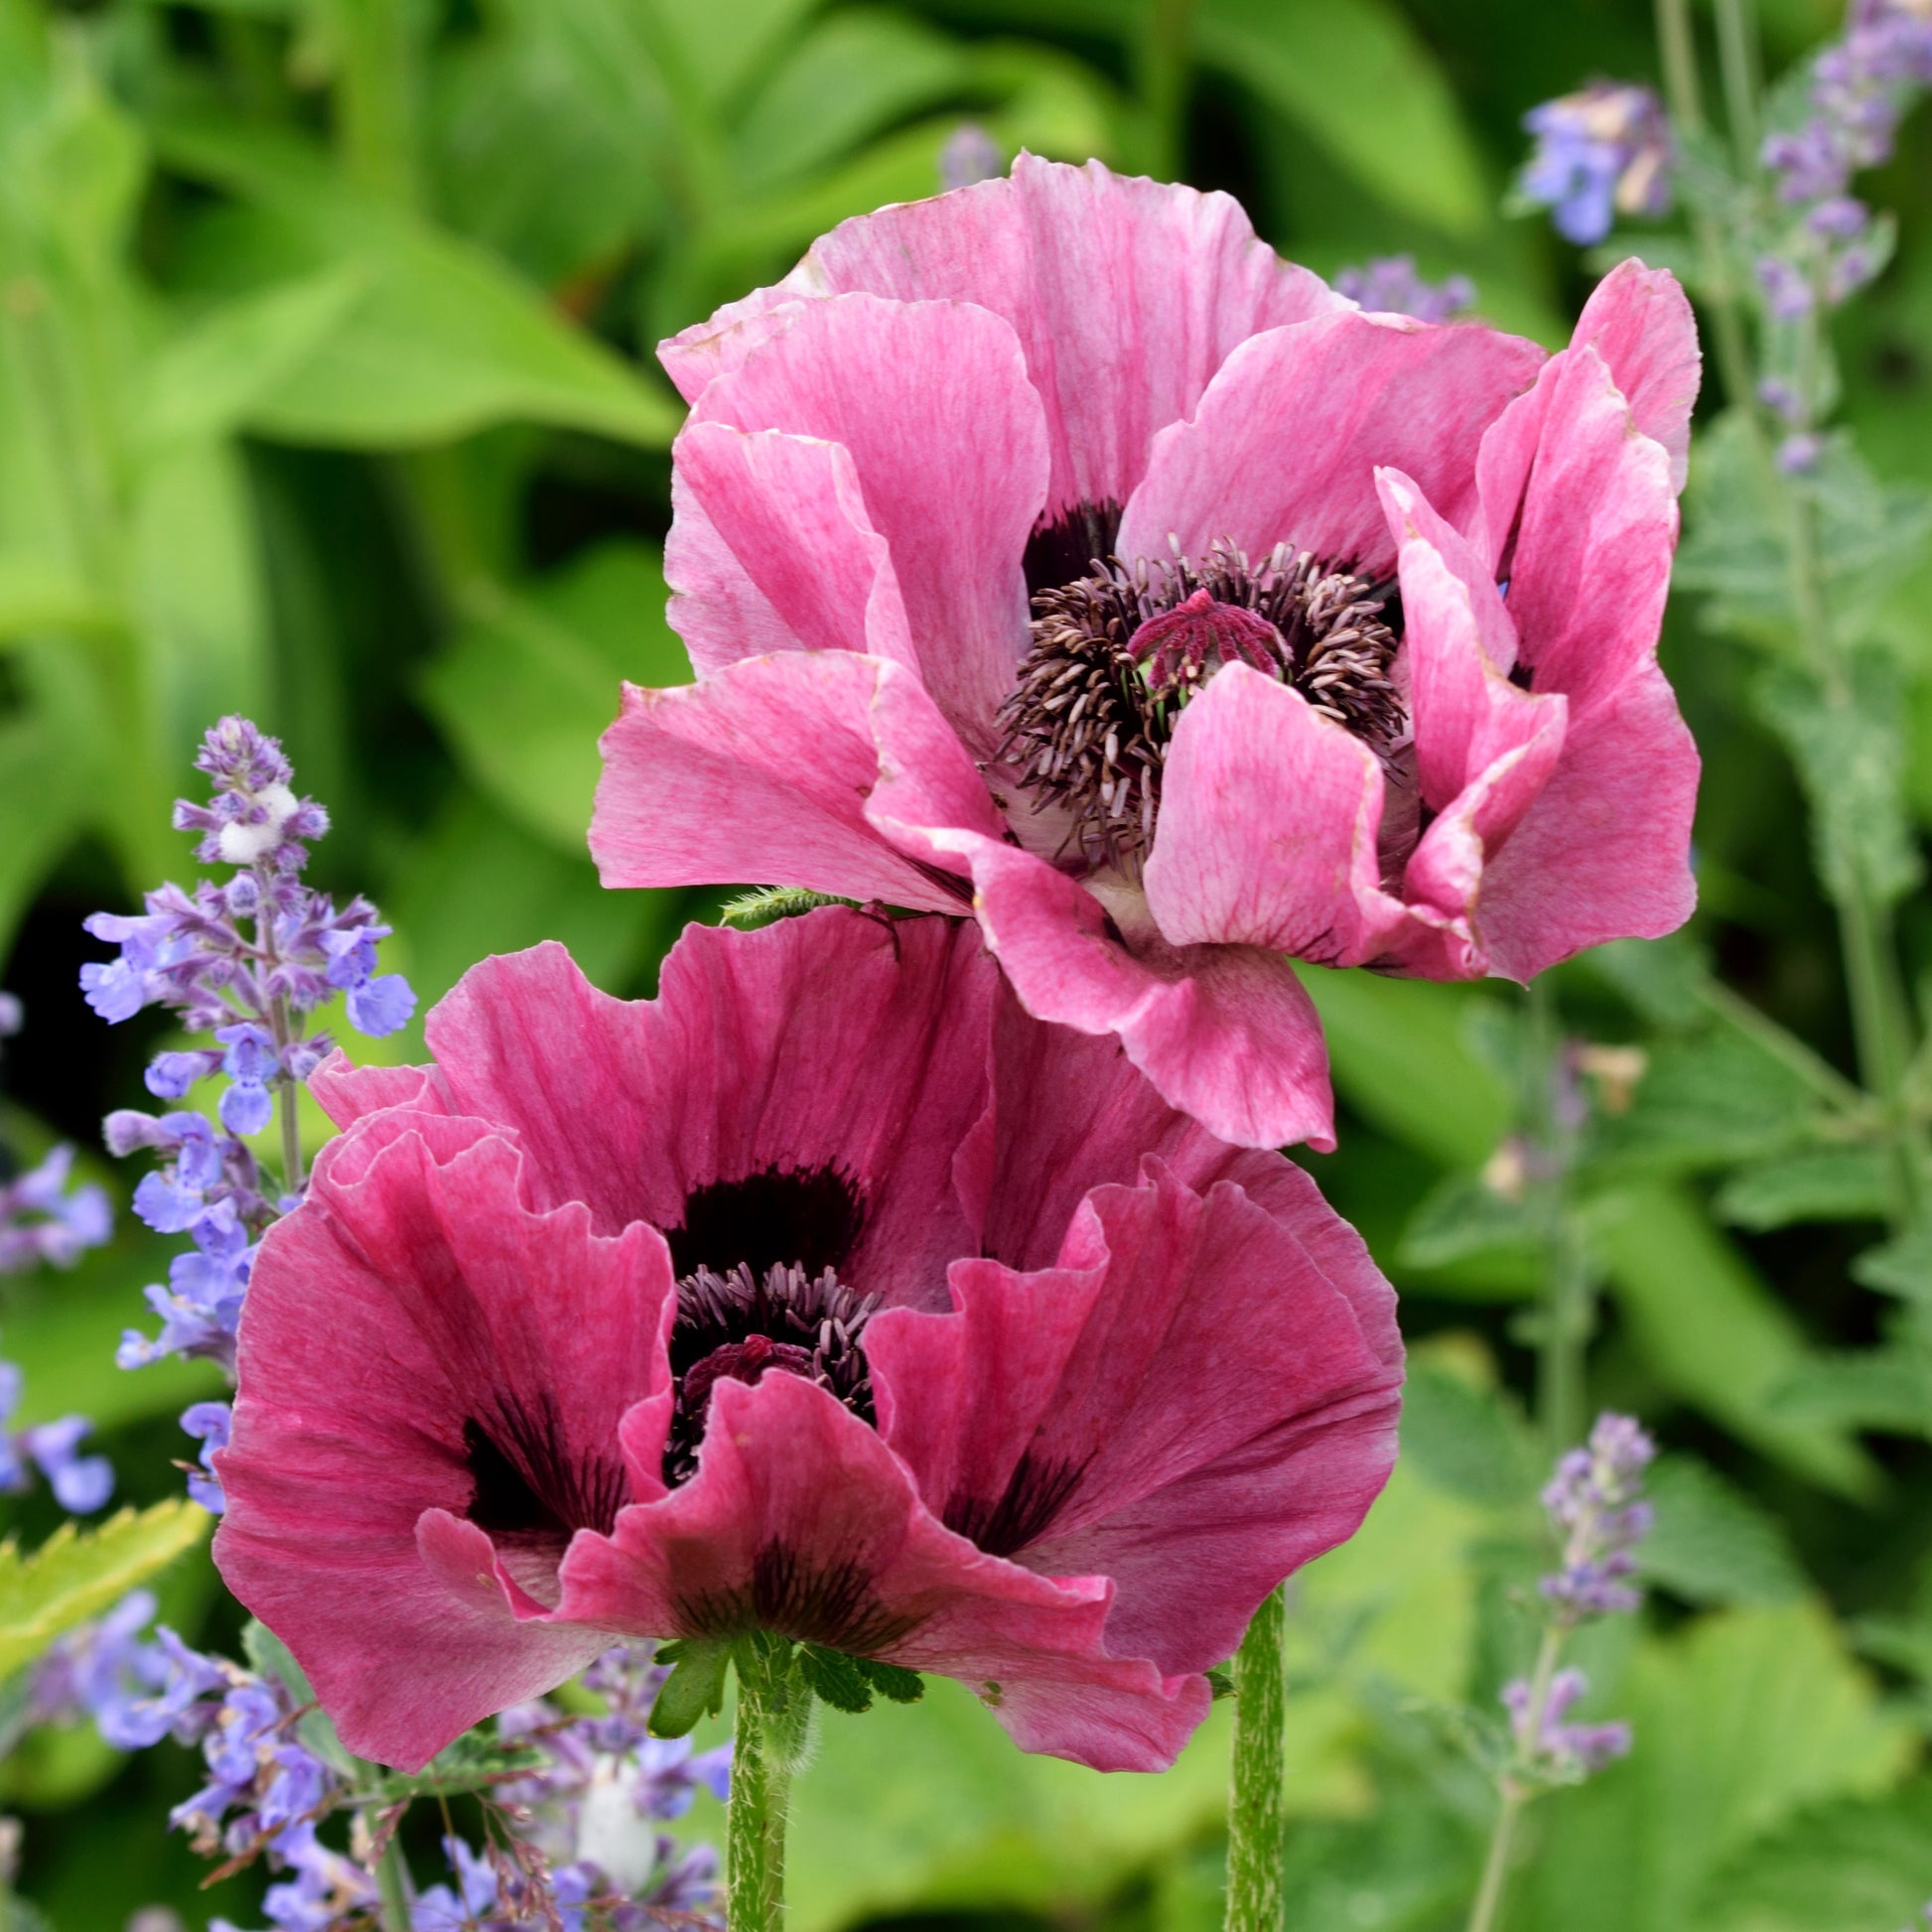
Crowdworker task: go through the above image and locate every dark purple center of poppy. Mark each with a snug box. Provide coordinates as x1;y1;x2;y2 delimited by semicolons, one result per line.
657;1166;877;1488
662;1260;880;1486
462;1398;627;1543
999;503;1406;873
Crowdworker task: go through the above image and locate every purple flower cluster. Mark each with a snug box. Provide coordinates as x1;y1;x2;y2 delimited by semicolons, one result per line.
413;1645;728;1931
1758;0;1932;312
1518;81;1673;245
34;1601;724;1932
0;1361;113;1513
1334;256;1476;323
0;998;111;1277
1539;1411;1655;1623
1502;1668;1631;1780
81;719;414;1511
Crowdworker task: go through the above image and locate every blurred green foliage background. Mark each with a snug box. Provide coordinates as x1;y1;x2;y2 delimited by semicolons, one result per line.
2;0;1931;1925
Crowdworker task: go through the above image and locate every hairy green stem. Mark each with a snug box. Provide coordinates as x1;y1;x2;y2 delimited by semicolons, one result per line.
1464;1627;1564;1932
729;1639;810;1932
1225;1587;1286;1932
373;1833;415;1932
1713;0;1761;173
1695;979;1866;1112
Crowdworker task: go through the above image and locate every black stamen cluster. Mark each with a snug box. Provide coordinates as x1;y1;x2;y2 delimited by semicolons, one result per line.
996;540;1405;873
663;1260;880;1487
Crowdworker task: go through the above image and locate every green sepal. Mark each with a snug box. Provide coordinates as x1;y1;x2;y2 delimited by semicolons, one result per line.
858;1657;923;1705
647;1638;733;1736
1206;1665;1236;1701
797;1644;875;1713
719;887;862;930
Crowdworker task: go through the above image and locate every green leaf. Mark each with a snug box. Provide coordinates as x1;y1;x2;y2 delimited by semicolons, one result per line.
1771;1348;1931;1435
1397;1173;1540;1270
798;1644;877;1715
1517;1602;1913;1932
1754;655;1923;909
1587;1031;1819;1178
0;708;91;959
858;1657;924;1705
1703;1778;1932;1932
134;264;369;455
733;10;969;187
1714;1147;1893;1230
1594;1184;1880;1496
648;1638;732;1738
1853;1228;1932;1302
0;555;118;641
1583;933;1714;1032
153;116;680;449
1297;968;1511;1169
380;786;681;1031
418;541;689;855
1194;0;1486;234
1643;1454;1809;1606
0;1501;209;1680
1397;1361;1540;1509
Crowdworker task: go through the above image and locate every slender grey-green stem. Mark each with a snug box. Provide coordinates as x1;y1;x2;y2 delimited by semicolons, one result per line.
1713;0;1762;173
1463;1626;1563;1932
729;1639;811;1932
1136;0;1199;181
373;1833;415;1932
1225;1586;1286;1932
1523;979;1590;1454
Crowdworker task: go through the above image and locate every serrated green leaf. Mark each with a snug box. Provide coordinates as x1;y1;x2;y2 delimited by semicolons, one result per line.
1643;1455;1809;1606
1583;934;1715;1032
0;1501;209;1680
1397;1173;1540;1271
1398;1361;1540;1508
1715;1147;1892;1231
1853;1229;1932;1302
857;1657;923;1705
1594;1184;1880;1495
648;1638;732;1737
1771;1348;1932;1435
1587;1031;1819;1177
799;1644;876;1715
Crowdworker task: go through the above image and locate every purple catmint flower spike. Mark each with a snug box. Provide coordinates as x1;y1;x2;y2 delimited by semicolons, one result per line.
1539;1410;1656;1622
1518;82;1672;245
1335;256;1476;323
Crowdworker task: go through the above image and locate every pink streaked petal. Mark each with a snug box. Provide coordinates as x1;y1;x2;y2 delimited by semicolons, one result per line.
1506;345;1680;713
419;915;997;1309
690;294;1045;747
869;1164;1398;1676
1119;311;1546;581
558;1374;1210;1771
1145;667;1409;964
665;425;912;676
213;1132;671;1769
1570;260;1701;494
1379;470;1568;819
591;652;999;912
1474;658;1700;980
932;829;1336;1152
662;156;1344;519
308;1053;447;1132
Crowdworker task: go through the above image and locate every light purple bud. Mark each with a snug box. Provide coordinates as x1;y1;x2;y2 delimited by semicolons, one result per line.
217;1081;273;1138
346;973;415;1038
145;1050;223;1101
939;123;1003;191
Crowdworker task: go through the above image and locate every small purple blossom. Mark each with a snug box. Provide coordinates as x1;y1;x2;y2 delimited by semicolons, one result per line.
1540;1412;1655;1623
0;1359;113;1513
180;1401;231;1513
0;1143;112;1275
1335;255;1476;323
939;122;1003;192
1779;431;1828;474
1501;1667;1632;1780
1757;253;1817;320
1519;81;1672;245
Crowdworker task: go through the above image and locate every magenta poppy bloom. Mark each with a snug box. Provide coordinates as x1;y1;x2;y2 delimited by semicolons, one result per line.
591;157;1702;1151
212;911;1401;1774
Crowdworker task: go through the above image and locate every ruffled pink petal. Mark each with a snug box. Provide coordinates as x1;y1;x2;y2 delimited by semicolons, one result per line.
929;828;1335;1152
1118;311;1545;582
413;914;999;1311
868;1162;1399;1675
687;294;1046;747
1569;260;1700;494
661;155;1343;522
592;650;1002;911
1143;665;1410;968
558;1373;1210;1771
308;1054;446;1132
664;424;912;677
1470;658;1699;979
213;1131;673;1768
1505;344;1680;714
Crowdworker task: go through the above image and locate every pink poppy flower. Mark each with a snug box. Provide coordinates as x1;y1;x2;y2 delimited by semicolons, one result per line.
212;910;1401;1774
592;157;1702;1151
